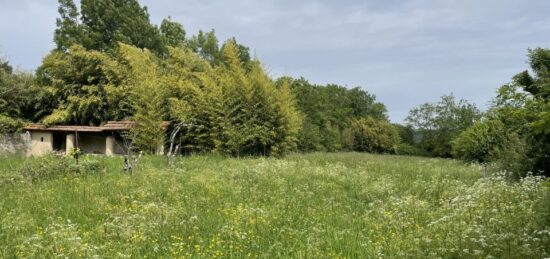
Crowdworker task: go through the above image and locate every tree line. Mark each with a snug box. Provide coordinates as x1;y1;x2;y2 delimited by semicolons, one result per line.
1;0;548;176
404;48;550;177
0;0;399;156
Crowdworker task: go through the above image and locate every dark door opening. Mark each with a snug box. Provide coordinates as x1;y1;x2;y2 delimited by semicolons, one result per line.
52;132;66;152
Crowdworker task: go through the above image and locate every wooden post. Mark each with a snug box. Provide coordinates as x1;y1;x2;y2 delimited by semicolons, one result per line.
75;130;79;164
482;163;488;188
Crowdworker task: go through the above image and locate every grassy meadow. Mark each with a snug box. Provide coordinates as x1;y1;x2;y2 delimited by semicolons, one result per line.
0;152;549;258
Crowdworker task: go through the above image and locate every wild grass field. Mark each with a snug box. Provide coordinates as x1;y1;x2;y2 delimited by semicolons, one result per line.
0;153;549;258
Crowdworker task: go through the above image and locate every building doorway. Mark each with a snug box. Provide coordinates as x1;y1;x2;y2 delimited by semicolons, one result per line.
52;132;66;152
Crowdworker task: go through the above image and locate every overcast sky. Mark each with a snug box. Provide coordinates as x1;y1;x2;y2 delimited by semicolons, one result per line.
1;0;548;122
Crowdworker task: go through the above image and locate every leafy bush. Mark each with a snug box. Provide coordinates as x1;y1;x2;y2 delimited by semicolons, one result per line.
487;134;532;178
0;115;24;133
296;120;324;152
395;143;428;156
343;117;400;153
451;119;507;162
393;123;415;145
406;94;481;157
19;155;104;182
452;119;532;176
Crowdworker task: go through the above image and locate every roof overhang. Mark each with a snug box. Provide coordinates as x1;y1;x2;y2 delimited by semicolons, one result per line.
24;121;170;133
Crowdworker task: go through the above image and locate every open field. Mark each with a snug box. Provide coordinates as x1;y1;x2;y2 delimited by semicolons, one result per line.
0;153;549;258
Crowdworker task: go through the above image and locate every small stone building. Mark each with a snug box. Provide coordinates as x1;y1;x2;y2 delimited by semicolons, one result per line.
24;121;167;156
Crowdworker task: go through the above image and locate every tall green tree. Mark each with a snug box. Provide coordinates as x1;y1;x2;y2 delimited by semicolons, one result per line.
114;44;167;153
80;0;164;53
166;46;222;153
473;47;550;175
54;0;84;52
343;117;400;153
167;41;301;156
348;87;388;120
406;94;480;157
220;38;252;70
160;17;186;48
54;0;165;54
281;77;388;152
0;58;40;132
36;45;116;125
188;30;221;65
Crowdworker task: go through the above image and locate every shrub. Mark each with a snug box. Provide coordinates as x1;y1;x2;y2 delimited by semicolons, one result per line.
0;115;24;134
19;155;104;182
296;120;324;152
344;117;400;153
451;119;506;162
395;143;428;156
393;123;415;145
487;134;532;178
452;119;532;176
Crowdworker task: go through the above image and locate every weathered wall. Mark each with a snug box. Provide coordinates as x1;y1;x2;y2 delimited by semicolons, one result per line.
9;131;136;156
0;133;30;154
30;131;53;156
113;138;126;155
78;133;106;154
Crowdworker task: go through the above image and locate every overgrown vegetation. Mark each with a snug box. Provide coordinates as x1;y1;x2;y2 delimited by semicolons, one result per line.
1;0;549;257
280;77;389;152
0;58;39;133
405;94;481;157
343;117;399;153
449;48;550;176
401;48;550;176
0;153;548;258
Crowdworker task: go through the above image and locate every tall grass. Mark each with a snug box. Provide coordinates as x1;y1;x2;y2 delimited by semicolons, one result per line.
0;152;548;258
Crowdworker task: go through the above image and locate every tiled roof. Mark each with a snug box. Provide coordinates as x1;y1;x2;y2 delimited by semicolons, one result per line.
24;121;170;132
102;121;136;131
24;124;104;132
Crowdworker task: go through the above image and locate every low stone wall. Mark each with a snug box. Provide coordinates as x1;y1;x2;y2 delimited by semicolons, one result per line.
0;133;31;155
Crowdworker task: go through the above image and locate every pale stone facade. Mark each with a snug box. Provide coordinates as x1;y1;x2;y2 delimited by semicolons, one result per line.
26;130;125;156
0;133;31;154
29;131;53;156
23;121;168;157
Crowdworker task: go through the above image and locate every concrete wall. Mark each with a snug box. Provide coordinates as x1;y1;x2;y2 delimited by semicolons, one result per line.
113;138;127;155
24;131;142;156
30;131;53;156
77;133;106;154
0;133;30;154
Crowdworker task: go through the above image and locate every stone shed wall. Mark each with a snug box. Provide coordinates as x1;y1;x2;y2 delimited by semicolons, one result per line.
0;133;31;155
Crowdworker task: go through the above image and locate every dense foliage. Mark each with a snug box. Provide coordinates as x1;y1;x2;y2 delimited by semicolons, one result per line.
343;117;399;153
36;45;117;125
55;0;165;53
8;0;297;155
400;48;550;176
451;48;550;176
406;94;481;157
0;58;41;133
166;42;302;156
280;77;389;152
